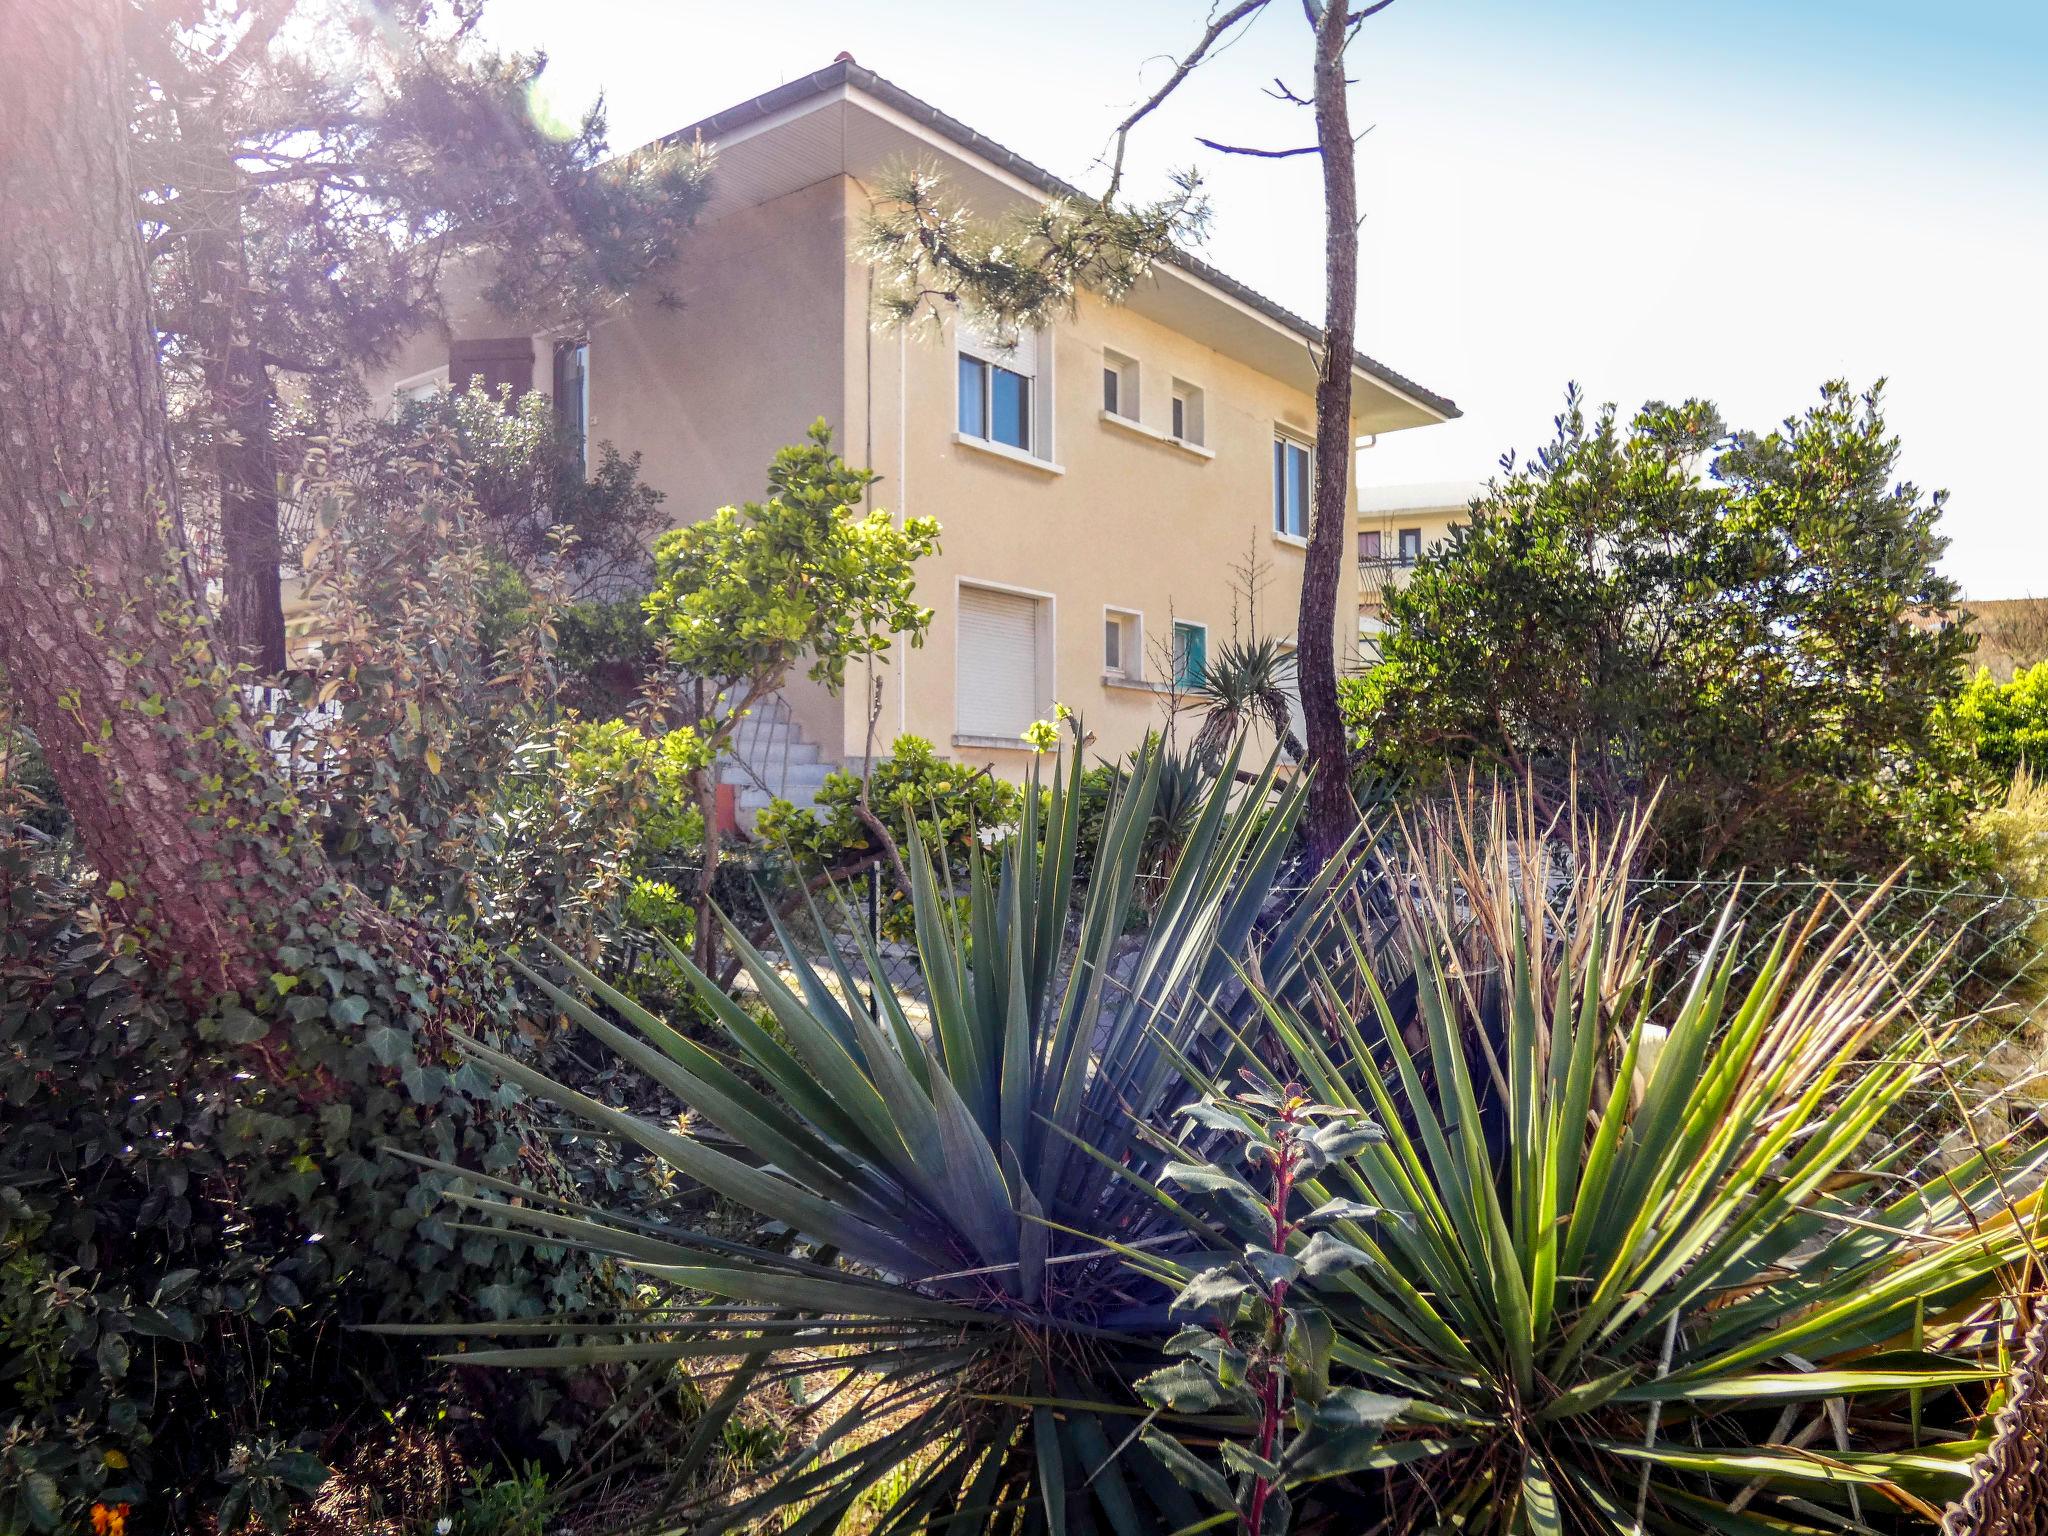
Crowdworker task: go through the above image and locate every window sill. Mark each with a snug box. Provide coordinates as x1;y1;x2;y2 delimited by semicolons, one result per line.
1272;531;1309;550
1097;409;1214;459
1102;672;1170;694
952;433;1064;474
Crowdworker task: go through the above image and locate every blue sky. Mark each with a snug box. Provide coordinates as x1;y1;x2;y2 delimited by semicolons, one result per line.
479;0;2047;598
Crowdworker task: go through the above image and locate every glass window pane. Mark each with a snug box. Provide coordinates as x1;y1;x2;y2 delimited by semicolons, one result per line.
958;355;987;438
1103;367;1119;414
1399;527;1422;562
1288;444;1310;537
991;365;1030;450
1104;617;1121;670
1359;530;1382;559
1173;622;1206;687
1274;440;1287;532
1172;395;1185;439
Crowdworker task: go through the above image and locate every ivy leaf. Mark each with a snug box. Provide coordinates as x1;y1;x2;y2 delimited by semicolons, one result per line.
330;995;372;1027
270;1450;331;1494
215;1006;269;1044
365;1025;412;1066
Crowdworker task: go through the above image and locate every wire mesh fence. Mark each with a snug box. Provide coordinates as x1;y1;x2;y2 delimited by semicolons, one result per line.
700;852;2046;1188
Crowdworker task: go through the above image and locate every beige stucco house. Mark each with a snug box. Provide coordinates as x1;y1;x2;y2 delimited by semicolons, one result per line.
370;58;1458;810
1355;480;1482;641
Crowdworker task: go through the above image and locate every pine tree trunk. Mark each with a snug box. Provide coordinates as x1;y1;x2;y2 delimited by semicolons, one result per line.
0;0;322;997
182;126;292;675
213;357;292;674
1297;0;1363;860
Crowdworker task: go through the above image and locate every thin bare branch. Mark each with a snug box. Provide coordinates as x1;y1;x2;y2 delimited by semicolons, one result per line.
1195;137;1321;160
1263;76;1312;106
1104;0;1272;201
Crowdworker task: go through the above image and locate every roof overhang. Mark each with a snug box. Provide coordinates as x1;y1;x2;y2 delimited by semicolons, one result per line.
658;60;1458;432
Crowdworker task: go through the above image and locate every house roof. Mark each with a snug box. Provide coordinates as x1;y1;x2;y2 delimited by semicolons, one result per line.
1357;479;1489;515
654;56;1460;423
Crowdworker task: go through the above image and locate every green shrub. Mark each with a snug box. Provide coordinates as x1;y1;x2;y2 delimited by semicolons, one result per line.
1955;660;2048;779
754;734;1021;939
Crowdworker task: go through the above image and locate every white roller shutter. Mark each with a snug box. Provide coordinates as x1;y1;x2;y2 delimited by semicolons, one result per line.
957;586;1042;739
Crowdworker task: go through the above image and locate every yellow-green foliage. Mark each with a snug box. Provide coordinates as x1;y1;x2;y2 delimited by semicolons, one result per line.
1979;765;2048;957
558;718;708;859
1954;660;2048;778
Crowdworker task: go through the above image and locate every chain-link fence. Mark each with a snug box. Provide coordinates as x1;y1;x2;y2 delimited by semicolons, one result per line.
659;847;2048;1188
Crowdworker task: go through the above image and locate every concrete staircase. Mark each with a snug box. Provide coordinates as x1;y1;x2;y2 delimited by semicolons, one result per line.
716;695;837;825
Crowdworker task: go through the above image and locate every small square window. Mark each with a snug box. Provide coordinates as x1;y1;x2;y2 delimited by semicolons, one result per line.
1273;435;1310;538
1359;529;1383;560
1102;350;1139;420
1104;609;1141;678
1171;621;1208;689
1170;381;1204;446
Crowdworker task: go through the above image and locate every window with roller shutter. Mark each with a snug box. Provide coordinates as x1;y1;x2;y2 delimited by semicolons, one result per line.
447;337;534;405
956;584;1047;742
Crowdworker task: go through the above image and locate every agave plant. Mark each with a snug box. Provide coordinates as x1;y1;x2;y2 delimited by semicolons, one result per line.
428;737;1370;1532
1126;798;2044;1533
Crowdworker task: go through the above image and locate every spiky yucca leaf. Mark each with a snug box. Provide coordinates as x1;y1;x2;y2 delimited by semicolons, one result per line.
447;735;1357;1533
1135;798;2042;1534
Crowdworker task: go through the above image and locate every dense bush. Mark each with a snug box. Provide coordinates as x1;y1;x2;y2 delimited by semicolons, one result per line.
0;462;686;1532
1954;661;2048;779
753;734;1021;938
0;835;601;1535
1345;382;1990;880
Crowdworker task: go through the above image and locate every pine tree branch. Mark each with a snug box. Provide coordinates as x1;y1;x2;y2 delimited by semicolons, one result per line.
1104;0;1273;200
1195;138;1321;159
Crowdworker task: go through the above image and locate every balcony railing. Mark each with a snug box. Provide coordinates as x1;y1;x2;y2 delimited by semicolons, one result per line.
1356;554;1419;599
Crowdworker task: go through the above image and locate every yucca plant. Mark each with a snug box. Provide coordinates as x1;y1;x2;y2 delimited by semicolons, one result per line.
1190;636;1302;768
424;735;1371;1533
1122;796;2045;1533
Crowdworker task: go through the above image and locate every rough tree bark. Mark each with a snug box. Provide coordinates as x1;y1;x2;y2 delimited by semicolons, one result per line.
0;0;324;996
1296;0;1366;859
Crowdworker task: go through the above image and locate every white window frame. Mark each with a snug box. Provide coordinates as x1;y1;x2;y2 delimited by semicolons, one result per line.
1102;348;1140;421
1170;379;1205;447
1170;619;1209;691
389;366;447;414
1274;431;1312;541
954;322;1056;466
1103;606;1143;681
953;576;1058;748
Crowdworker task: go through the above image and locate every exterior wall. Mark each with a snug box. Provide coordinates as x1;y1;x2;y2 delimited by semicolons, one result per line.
369;178;855;756
371;171;1384;783
840;180;1358;778
1355;502;1468;640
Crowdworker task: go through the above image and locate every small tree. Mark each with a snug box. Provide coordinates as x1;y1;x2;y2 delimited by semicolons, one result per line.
1347;380;1988;878
131;0;710;668
642;422;939;966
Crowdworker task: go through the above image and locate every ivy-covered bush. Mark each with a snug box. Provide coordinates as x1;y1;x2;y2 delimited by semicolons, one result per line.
0;450;688;1533
0;832;609;1535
